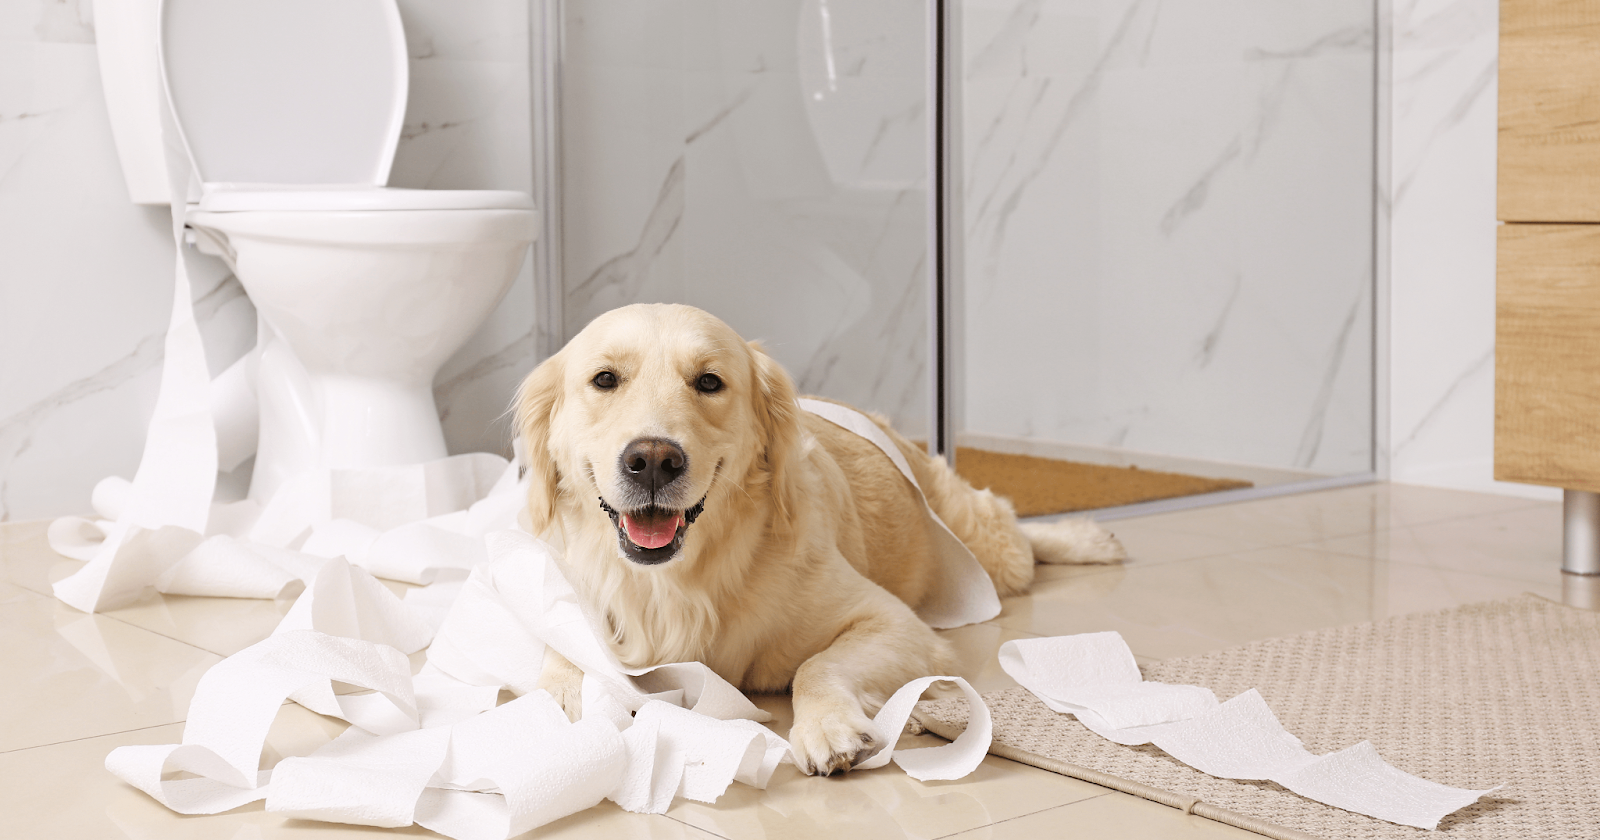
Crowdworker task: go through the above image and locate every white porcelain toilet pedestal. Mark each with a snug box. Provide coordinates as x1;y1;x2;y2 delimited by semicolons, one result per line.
189;203;537;504
249;332;454;503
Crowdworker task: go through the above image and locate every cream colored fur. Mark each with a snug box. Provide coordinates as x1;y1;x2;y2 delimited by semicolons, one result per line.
515;303;1125;775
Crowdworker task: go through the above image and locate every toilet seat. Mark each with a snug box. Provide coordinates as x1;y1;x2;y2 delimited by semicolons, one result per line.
197;185;537;213
159;0;408;188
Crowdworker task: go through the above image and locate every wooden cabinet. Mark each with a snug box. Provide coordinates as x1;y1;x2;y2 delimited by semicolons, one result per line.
1499;0;1600;222
1495;0;1600;491
1496;226;1600;491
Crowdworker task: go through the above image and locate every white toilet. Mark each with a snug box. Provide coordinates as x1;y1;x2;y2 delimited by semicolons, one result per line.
99;0;538;503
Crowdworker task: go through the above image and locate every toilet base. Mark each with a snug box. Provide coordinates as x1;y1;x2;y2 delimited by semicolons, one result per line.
249;338;449;504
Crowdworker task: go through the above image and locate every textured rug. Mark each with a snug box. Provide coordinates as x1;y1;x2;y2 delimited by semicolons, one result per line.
913;595;1600;839
953;447;1251;517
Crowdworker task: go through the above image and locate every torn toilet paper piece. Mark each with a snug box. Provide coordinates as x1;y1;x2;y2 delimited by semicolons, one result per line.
999;633;1498;830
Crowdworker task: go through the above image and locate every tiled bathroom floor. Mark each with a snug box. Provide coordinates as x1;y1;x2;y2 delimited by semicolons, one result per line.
2;482;1591;839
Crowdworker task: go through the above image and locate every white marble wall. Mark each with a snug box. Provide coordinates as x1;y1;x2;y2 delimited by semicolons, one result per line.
0;0;537;522
1386;0;1555;499
960;0;1376;477
559;0;934;437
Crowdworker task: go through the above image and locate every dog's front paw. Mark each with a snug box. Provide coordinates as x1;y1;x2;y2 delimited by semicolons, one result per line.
539;651;585;722
789;709;880;776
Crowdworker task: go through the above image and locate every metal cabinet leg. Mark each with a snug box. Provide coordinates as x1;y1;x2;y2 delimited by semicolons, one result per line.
1562;490;1600;576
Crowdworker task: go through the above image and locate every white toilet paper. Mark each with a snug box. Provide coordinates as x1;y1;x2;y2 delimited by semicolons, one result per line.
999;632;1498;830
103;524;997;837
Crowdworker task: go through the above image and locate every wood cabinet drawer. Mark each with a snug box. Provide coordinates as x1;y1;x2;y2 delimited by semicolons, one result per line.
1496;223;1600;490
1499;0;1600;222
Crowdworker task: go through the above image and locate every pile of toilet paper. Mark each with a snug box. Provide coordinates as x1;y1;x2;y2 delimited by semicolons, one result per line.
89;523;994;839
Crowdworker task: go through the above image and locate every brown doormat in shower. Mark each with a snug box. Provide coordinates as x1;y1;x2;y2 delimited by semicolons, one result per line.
913;594;1600;840
954;447;1251;517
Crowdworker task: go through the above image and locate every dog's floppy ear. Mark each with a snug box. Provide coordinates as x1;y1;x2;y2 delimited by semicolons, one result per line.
748;340;801;519
514;350;565;537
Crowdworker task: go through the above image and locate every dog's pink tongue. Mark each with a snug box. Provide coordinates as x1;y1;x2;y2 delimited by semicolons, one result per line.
623;512;683;549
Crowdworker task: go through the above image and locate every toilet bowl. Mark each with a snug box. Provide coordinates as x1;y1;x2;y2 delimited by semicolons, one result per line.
104;0;538;503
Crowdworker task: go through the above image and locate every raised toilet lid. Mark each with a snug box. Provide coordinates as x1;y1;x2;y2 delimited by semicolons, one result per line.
158;0;407;187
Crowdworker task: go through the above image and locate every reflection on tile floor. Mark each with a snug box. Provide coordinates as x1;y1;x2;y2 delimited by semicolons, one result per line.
0;482;1586;839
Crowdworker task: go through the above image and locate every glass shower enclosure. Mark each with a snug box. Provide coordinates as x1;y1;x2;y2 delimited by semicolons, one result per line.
539;0;1378;515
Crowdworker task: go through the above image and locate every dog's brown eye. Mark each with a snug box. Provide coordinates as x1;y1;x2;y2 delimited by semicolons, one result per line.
696;373;723;394
593;371;618;390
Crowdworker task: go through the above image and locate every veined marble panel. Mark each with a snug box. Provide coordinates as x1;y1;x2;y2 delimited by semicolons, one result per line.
1386;0;1555;499
0;0;537;521
961;0;1375;476
560;0;933;437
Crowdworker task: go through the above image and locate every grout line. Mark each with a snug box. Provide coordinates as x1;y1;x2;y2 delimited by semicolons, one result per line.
660;812;733;839
93;609;237;659
0;719;184;756
934;792;1116;839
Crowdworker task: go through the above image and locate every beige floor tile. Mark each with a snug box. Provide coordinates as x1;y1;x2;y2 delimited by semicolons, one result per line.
0;704;712;840
988;547;1562;661
1123;483;1549;549
1088;520;1262;567
948;790;1263;839
97;592;298;657
0;519;79;597
0;597;222;752
1300;504;1564;585
936;622;1046;694
667;752;1105;840
0;577;46;604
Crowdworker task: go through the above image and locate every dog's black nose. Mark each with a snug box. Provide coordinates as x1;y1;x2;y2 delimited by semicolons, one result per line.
621;437;687;494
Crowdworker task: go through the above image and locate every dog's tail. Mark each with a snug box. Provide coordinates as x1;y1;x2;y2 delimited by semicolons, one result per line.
1020;518;1127;565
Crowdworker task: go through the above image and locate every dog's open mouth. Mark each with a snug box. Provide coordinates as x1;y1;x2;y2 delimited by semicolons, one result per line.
598;497;706;565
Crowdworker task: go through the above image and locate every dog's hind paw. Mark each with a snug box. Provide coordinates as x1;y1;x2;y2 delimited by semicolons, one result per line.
790;711;880;776
1021;518;1127;565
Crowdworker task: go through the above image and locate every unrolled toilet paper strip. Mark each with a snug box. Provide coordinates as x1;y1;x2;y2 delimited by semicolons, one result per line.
999;633;1498;829
796;399;1001;630
855;674;992;781
53;101;220;614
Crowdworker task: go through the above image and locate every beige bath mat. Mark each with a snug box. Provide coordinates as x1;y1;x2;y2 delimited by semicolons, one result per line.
914;594;1600;839
953;447;1250;517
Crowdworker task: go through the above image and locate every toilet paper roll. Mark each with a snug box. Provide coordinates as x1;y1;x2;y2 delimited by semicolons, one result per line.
999;633;1497;829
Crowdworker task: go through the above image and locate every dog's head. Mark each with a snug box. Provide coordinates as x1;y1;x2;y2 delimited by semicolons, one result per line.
515;304;799;567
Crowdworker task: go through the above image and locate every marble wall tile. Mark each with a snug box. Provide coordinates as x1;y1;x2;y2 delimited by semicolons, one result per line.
559;0;934;437
960;0;1375;475
1385;0;1555;499
0;0;538;522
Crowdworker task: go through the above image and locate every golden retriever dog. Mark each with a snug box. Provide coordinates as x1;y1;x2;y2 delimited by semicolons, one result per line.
515;303;1125;775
